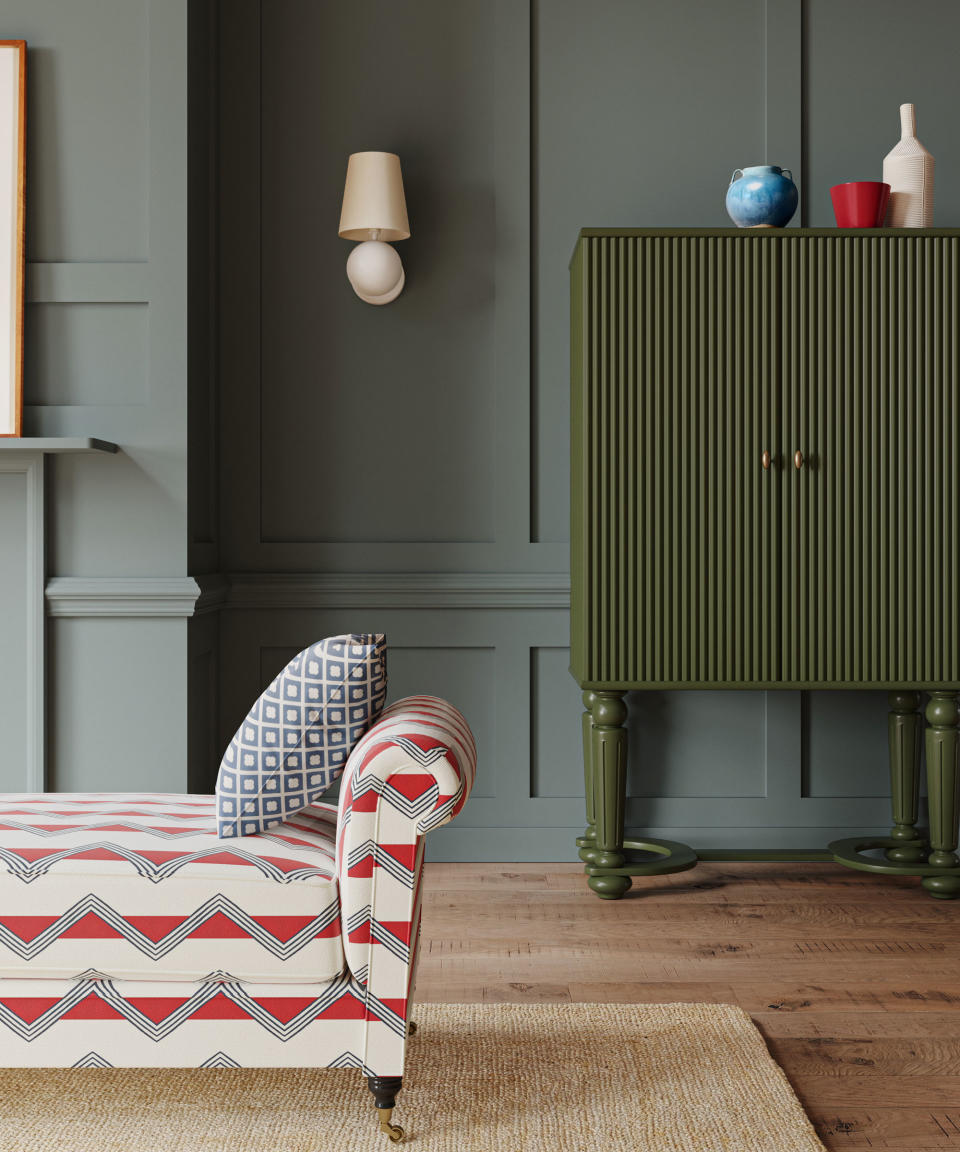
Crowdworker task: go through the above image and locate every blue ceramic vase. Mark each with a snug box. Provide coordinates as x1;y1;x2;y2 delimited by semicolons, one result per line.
725;165;798;228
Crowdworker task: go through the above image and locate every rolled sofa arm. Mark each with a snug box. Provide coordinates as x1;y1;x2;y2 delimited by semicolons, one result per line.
336;695;476;1002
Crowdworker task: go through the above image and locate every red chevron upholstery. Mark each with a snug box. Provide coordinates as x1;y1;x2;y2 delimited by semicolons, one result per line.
0;794;343;983
0;695;476;1076
0;972;403;1069
334;696;476;1073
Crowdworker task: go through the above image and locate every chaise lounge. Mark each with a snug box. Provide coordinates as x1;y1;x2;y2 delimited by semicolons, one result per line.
0;686;476;1143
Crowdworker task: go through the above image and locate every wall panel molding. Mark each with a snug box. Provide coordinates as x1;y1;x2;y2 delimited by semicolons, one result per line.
46;577;201;618
26;262;151;305
194;574;229;615
222;572;570;610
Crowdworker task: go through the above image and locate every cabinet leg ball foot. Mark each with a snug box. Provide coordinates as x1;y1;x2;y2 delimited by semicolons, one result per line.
587;852;632;899
587;874;631;899
922;874;960;899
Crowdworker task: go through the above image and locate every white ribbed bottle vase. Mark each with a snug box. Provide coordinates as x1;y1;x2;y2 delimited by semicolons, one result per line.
883;103;934;227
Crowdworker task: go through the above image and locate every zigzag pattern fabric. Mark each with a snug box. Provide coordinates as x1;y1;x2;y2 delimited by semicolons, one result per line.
0;971;402;1069
0;695;476;1078
216;634;387;838
335;696;476;1072
0;794;345;983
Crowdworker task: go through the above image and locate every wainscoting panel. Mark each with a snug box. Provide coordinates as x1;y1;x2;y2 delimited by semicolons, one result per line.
533;0;769;544
801;691;894;799
626;693;767;800
258;0;498;547
48;618;190;793
530;647;584;800
217;0;542;574
21;0;149;263
25;304;149;407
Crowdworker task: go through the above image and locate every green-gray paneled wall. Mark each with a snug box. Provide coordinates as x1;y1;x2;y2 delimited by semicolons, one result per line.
10;0;960;857
192;0;960;860
0;1;197;793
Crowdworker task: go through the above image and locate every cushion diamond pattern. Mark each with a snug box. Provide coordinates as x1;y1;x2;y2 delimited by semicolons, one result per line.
216;634;387;838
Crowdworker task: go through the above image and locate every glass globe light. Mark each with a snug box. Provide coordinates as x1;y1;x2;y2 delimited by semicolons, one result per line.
346;240;405;305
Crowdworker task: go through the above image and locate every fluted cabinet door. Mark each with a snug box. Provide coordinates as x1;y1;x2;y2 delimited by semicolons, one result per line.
572;229;960;690
787;234;960;685
571;234;783;687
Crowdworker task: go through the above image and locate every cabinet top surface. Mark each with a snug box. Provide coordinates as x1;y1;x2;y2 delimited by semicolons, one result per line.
576;227;960;239
572;227;960;264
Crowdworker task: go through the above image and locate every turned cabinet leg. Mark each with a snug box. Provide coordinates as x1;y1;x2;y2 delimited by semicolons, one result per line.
368;1076;405;1143
922;691;960;900
577;691;598;864
886;690;925;863
587;691;631;900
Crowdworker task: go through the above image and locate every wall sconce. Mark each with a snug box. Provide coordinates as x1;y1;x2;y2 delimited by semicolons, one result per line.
338;151;410;305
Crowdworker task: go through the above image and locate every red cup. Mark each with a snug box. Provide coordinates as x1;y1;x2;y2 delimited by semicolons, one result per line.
830;181;891;228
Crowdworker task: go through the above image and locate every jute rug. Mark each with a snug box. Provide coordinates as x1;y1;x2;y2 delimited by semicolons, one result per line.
0;1002;824;1151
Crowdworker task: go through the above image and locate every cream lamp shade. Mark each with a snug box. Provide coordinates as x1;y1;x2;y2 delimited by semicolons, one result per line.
339;151;410;305
339;152;410;241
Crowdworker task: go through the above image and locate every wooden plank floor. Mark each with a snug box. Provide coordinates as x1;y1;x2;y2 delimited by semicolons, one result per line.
416;861;960;1151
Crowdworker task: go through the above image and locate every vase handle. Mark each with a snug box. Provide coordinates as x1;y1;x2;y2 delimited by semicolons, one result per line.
781;169;793;181
730;169;743;185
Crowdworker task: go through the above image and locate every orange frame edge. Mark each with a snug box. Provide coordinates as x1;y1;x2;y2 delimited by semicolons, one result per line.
0;40;25;438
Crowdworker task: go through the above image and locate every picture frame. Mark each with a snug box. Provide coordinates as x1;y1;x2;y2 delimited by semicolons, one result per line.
0;41;25;438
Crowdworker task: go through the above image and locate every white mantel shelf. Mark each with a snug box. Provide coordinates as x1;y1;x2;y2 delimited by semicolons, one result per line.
0;437;118;453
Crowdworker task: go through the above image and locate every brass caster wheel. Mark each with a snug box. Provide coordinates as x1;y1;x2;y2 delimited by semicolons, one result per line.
378;1107;405;1143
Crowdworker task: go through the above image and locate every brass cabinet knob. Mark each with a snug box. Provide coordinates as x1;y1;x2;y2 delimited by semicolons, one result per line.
762;450;771;470
794;450;804;469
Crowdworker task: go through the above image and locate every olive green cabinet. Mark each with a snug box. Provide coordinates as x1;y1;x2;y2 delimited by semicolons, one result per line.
570;228;960;899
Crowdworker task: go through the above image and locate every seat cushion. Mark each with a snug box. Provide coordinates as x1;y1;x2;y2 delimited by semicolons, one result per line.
0;794;345;984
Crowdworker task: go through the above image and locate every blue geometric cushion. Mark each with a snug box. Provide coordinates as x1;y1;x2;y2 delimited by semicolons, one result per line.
215;634;387;838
